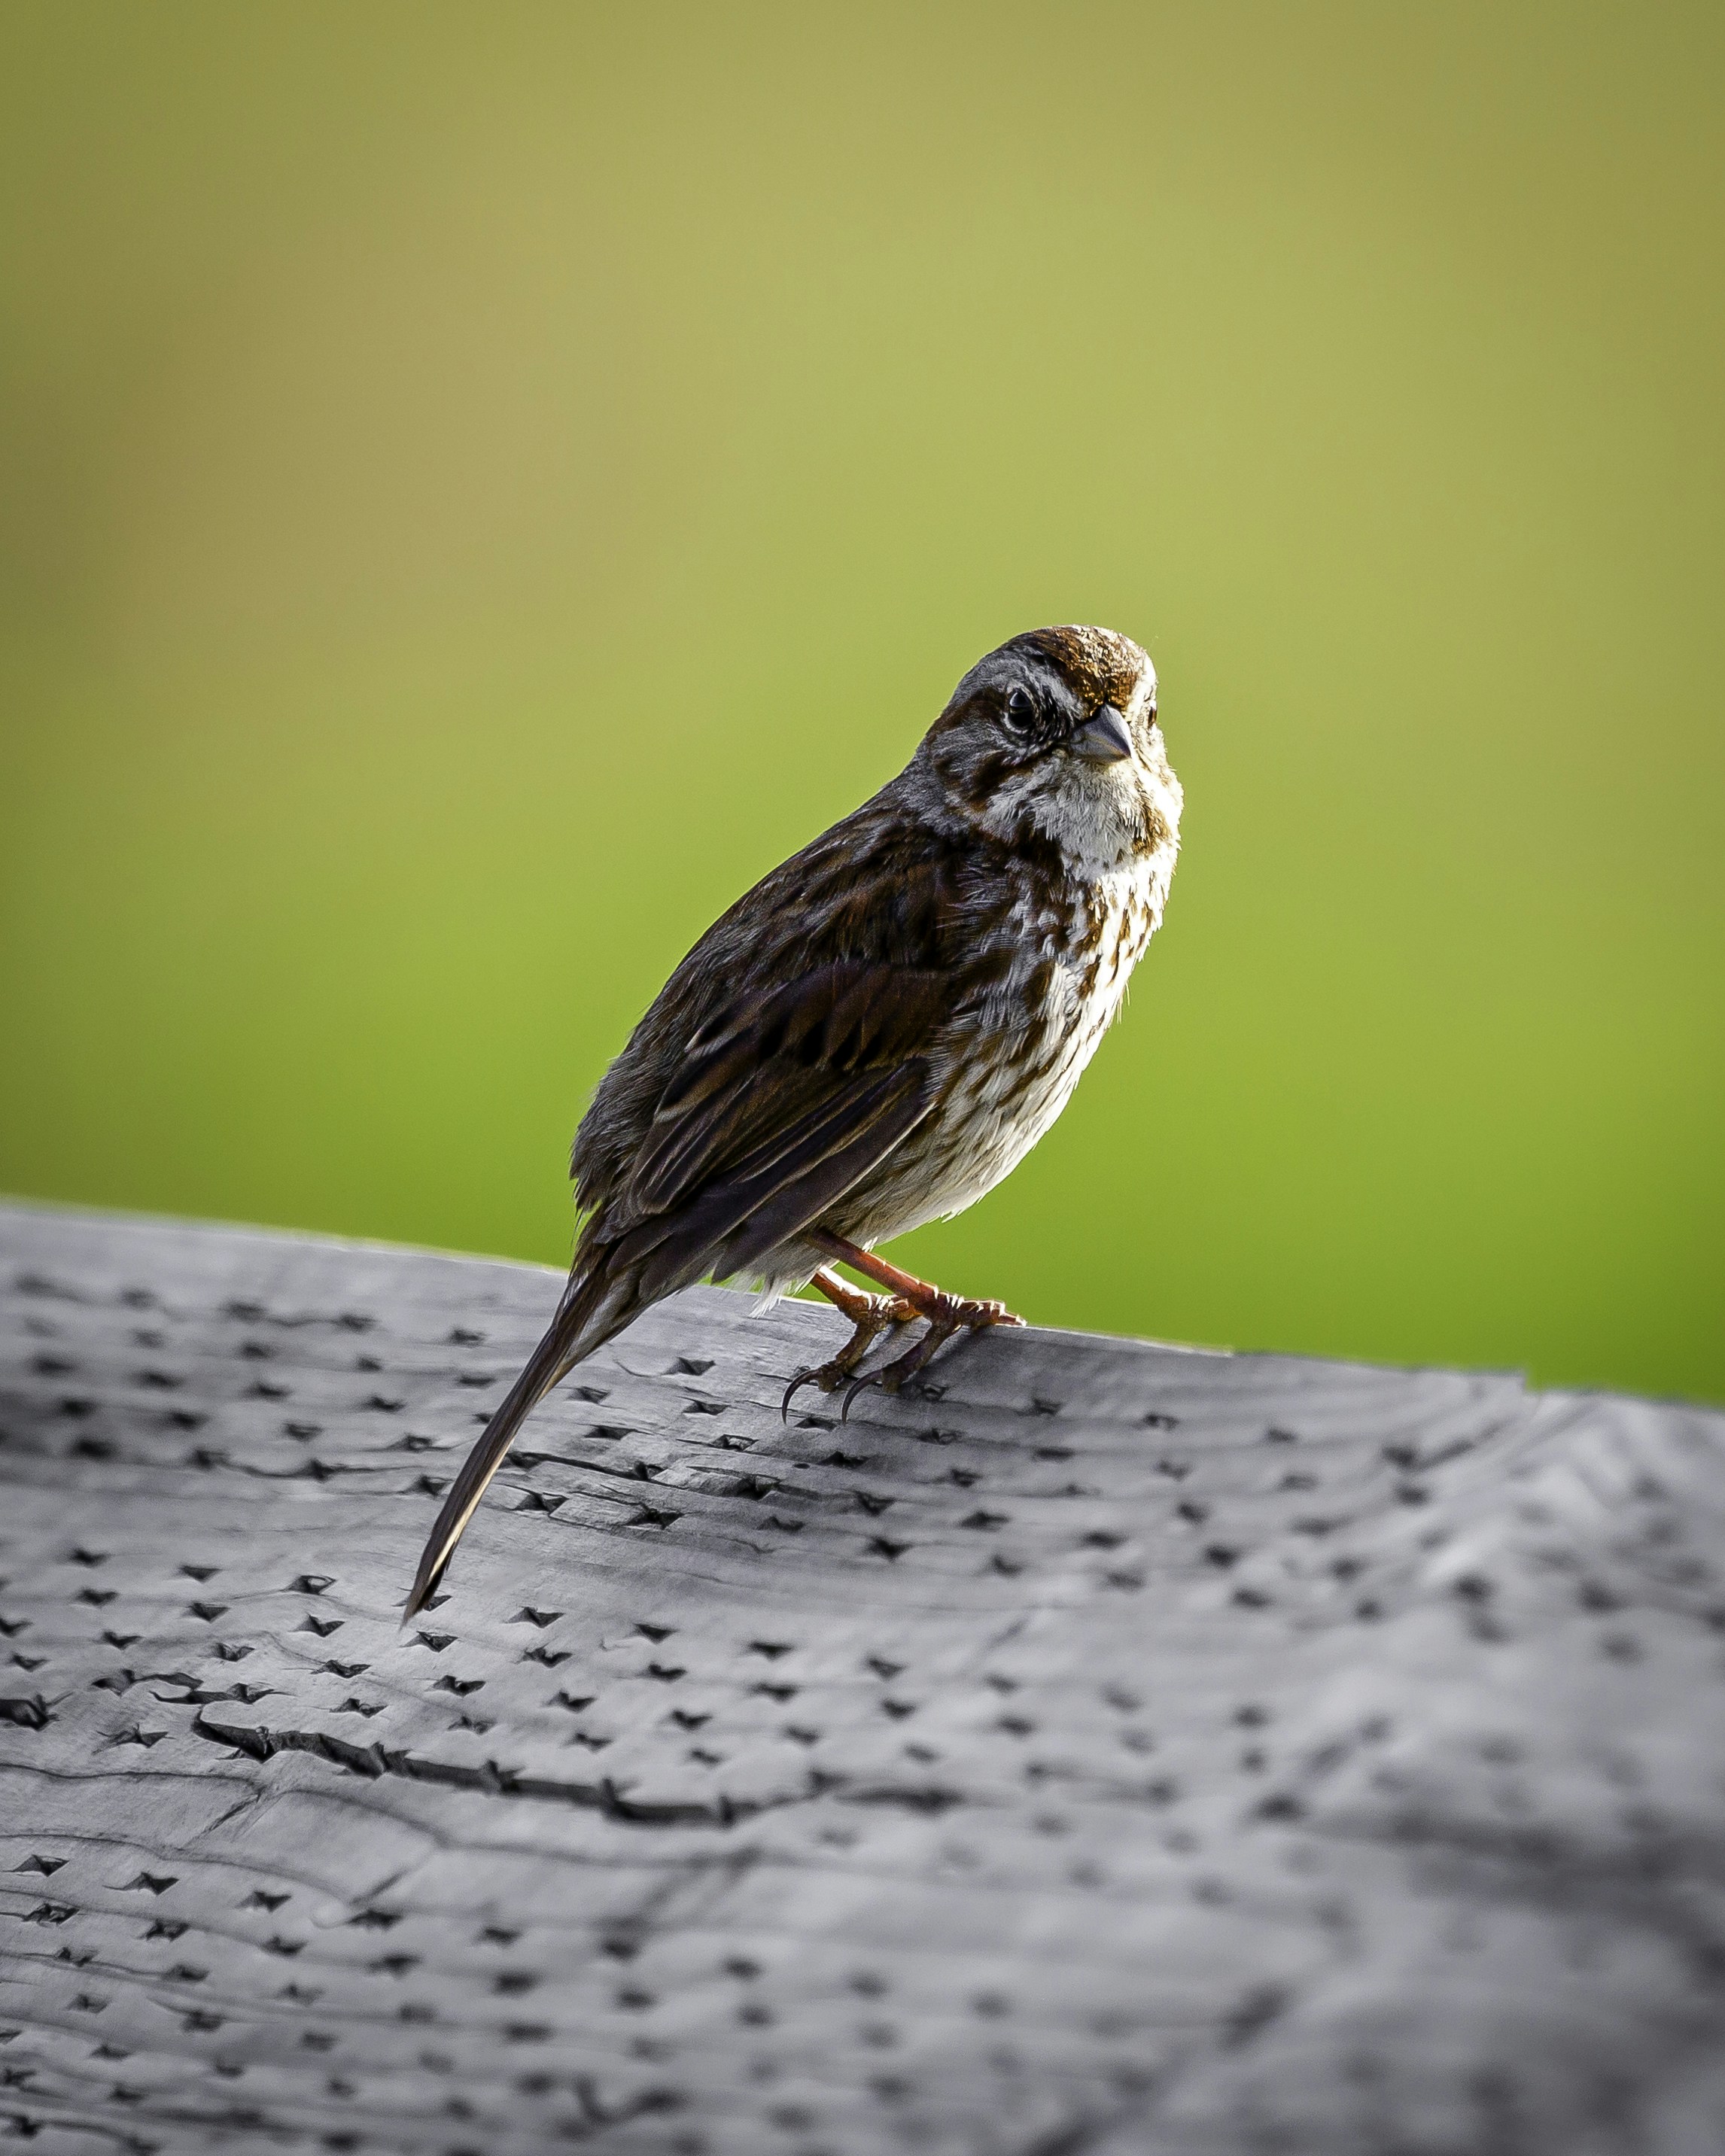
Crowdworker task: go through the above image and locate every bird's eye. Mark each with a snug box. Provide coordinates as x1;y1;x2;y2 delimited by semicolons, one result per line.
1002;686;1037;736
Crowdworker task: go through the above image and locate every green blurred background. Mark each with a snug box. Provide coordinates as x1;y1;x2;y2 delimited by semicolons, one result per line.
2;3;1720;1403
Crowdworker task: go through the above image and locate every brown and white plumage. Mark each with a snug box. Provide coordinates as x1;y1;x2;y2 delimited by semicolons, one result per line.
406;625;1181;1615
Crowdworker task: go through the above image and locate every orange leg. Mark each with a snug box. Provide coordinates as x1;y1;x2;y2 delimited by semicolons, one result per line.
804;1230;1024;1412
781;1266;920;1418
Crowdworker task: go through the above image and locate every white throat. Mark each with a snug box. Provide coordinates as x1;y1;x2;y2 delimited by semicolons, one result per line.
980;759;1178;882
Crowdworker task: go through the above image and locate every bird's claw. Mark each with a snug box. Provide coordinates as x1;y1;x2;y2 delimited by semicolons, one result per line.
780;1292;920;1421
835;1297;1024;1417
839;1367;884;1422
780;1367;823;1420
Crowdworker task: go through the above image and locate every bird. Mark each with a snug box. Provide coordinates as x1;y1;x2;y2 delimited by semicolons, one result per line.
405;625;1182;1616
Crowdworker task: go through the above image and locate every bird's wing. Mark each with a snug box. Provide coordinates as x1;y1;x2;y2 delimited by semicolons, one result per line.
597;956;955;1300
407;839;987;1614
406;956;954;1619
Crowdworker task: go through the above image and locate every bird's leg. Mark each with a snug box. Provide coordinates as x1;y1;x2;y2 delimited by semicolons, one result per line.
807;1230;1025;1411
780;1266;919;1419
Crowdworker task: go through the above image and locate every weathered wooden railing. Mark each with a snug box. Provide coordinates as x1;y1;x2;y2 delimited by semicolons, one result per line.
2;1202;1723;2154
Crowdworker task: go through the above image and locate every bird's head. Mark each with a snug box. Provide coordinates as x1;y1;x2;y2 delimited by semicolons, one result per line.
920;625;1181;874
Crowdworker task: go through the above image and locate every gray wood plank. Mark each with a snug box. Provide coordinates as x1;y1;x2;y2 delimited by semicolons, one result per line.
2;1200;1722;2155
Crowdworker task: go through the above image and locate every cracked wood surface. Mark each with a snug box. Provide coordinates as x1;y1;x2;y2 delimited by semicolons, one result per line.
1;1202;1723;2156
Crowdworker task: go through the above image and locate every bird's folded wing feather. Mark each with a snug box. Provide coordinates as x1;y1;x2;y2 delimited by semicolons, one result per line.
594;958;955;1297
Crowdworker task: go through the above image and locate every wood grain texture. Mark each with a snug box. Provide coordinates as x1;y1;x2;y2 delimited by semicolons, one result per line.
2;1202;1723;2156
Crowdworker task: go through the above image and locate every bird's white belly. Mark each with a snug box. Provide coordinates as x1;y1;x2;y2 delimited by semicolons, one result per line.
862;856;1164;1242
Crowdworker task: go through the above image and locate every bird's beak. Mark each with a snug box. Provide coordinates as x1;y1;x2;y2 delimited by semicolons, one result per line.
1069;704;1133;764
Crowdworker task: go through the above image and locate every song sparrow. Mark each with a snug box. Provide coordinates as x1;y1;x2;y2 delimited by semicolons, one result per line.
406;625;1181;1614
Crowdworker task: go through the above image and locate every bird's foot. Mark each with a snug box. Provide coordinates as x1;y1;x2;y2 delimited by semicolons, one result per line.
781;1289;920;1419
840;1292;1024;1418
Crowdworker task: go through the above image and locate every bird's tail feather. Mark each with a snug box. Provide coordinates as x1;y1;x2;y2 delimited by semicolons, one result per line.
403;1262;637;1619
